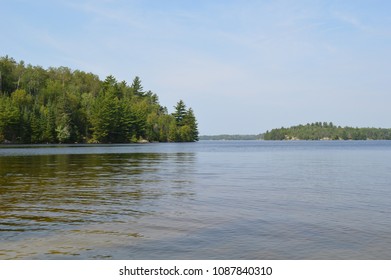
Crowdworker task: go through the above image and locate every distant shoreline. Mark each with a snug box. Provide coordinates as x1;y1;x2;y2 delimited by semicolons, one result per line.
263;122;391;140
199;134;263;141
201;122;391;141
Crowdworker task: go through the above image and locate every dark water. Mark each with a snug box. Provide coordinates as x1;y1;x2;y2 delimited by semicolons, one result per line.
1;141;391;259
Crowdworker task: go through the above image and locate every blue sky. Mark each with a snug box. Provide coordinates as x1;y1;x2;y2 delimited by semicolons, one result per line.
2;0;391;134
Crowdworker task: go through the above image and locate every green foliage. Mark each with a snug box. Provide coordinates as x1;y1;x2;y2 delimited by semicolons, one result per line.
0;95;20;142
173;99;187;126
0;56;199;144
130;76;144;97
263;122;391;140
171;100;199;142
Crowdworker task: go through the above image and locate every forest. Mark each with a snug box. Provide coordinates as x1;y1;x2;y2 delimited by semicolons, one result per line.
0;56;198;144
263;122;391;140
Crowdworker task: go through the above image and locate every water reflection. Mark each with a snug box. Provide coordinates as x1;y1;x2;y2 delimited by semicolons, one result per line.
2;142;391;259
0;151;196;259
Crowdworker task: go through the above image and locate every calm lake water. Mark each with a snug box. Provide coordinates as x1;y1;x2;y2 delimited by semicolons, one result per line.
1;141;391;259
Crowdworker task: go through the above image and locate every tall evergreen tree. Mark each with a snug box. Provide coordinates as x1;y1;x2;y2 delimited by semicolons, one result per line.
131;76;144;97
173;100;187;127
184;108;199;141
172;100;199;142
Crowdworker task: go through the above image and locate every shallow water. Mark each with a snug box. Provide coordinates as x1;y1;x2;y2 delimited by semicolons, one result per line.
1;141;391;259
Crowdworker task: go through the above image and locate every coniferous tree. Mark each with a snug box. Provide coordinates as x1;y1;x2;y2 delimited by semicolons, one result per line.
172;100;199;142
173;100;187;127
184;108;199;141
131;76;144;97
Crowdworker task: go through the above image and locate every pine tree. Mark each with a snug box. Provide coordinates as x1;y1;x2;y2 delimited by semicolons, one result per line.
184;108;199;141
173;100;187;127
131;76;144;97
172;100;199;142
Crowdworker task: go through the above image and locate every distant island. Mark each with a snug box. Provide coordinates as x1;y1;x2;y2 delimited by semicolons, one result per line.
201;122;391;141
263;122;391;140
0;56;198;144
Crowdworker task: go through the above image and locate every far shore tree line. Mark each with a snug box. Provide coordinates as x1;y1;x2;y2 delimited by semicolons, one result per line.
201;122;391;141
263;122;391;140
0;56;199;144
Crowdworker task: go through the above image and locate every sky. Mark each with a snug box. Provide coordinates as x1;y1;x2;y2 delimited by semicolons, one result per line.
1;0;391;135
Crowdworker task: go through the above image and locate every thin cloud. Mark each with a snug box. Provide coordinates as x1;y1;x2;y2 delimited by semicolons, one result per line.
64;0;149;31
332;11;373;33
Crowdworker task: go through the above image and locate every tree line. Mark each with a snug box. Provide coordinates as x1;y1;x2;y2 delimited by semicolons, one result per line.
263;122;391;140
0;56;198;144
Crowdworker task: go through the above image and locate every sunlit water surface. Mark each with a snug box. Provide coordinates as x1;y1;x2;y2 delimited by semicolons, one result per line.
1;141;391;259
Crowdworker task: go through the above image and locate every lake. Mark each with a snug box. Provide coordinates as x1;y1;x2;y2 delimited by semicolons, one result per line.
1;141;391;259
